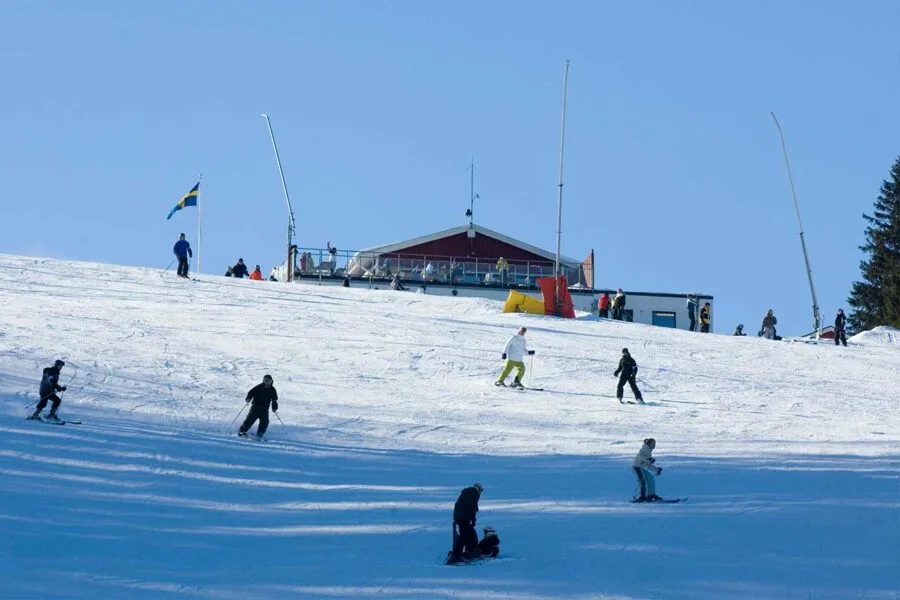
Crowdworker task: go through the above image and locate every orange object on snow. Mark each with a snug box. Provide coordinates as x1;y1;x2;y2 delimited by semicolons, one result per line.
250;267;263;281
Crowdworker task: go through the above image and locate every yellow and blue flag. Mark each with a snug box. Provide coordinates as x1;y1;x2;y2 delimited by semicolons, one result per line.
166;183;199;220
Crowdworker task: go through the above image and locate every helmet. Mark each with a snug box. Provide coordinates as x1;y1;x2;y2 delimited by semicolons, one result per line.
54;359;65;367
263;374;273;383
622;348;629;354
472;482;483;493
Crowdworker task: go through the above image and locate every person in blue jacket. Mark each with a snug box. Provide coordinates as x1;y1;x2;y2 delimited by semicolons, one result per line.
173;233;193;278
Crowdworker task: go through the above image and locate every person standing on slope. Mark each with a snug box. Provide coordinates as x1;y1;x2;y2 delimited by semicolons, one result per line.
686;294;698;332
173;233;193;279
598;292;610;319
632;437;663;502
231;258;249;279
29;359;67;421
614;348;643;404
761;309;777;340
834;309;848;347
612;288;626;321
446;482;483;565
699;302;711;333
238;374;278;438
250;265;264;280
495;326;535;389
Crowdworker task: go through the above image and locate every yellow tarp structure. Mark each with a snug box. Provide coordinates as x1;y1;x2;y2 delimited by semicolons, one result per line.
502;290;546;315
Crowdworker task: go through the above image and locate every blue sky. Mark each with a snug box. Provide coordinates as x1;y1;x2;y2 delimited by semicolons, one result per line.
1;0;897;335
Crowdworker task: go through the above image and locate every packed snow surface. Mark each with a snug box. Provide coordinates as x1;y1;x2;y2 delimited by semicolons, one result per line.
0;254;897;599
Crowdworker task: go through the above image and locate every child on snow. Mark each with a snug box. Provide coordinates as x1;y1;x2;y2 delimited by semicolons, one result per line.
632;438;663;502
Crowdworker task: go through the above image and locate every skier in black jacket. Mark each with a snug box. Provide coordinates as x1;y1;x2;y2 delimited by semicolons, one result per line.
238;375;278;438
834;309;848;346
30;359;67;421
614;348;643;404
231;258;250;279
447;482;483;564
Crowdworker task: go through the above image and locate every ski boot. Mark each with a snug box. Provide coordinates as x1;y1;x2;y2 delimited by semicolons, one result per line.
26;410;42;421
494;381;506;387
45;413;61;423
647;494;663;502
510;378;524;390
238;431;248;438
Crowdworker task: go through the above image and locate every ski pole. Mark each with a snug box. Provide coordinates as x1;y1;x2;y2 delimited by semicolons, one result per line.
528;354;535;388
230;403;248;428
638;377;659;392
164;258;177;272
274;410;287;432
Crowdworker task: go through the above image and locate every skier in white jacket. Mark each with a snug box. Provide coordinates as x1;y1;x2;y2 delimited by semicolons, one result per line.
632;437;663;502
495;326;535;389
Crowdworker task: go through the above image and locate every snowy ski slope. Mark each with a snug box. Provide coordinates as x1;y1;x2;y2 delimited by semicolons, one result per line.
0;254;897;599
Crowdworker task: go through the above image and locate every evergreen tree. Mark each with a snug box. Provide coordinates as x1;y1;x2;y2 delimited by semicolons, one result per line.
848;156;900;331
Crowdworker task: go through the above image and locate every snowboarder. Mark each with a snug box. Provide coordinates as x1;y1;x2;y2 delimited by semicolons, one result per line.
238;374;278;438
598;292;610;319
612;288;626;321
834;309;848;346
495;326;535;389
231;258;249;279
389;274;406;291
446;482;483;565
699;302;711;333
173;233;192;279
686;294;698;331
29;359;67;421
761;309;777;340
250;265;264;281
614;348;643;404
632;437;663;502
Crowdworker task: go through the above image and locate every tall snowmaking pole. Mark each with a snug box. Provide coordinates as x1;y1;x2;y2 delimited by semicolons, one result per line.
554;59;570;317
771;112;821;337
261;113;297;282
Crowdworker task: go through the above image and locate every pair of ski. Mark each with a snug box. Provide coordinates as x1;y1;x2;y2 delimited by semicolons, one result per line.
495;382;544;392
630;497;686;504
620;398;645;405
25;415;81;425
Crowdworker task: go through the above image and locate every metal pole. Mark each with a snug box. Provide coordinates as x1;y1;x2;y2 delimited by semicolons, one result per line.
555;59;570;315
771;113;821;337
197;173;202;276
261;113;297;282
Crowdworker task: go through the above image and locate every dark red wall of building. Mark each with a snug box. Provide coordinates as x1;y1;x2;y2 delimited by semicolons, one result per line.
392;232;552;264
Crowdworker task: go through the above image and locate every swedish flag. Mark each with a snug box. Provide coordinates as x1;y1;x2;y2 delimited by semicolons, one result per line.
166;183;199;220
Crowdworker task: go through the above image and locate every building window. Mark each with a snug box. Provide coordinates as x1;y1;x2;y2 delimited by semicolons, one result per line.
652;311;676;328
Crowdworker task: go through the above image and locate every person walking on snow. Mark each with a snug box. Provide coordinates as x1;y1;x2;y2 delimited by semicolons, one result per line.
446;482;483;565
686;294;698;331
495;326;535;389
614;348;643;404
238;375;278;438
699;302;711;333
598;292;610;319
173;233;192;278
834;309;848;346
761;309;777;340
632;438;663;502
29;359;67;421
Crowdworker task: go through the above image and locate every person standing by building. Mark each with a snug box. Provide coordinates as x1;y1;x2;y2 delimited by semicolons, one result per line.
686;294;698;331
598;292;610;319
761;309;777;340
495;326;534;390
173;233;192;279
614;348;643;404
496;257;509;285
612;288;626;320
699;302;711;333
238;375;278;438
834;309;848;346
29;359;68;421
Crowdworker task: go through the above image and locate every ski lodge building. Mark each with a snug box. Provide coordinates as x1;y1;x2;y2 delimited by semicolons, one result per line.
277;224;713;331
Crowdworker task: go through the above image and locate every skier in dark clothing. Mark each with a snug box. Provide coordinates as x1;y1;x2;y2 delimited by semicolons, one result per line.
834;309;848;346
614;348;643;404
231;259;249;279
238;375;278;438
29;360;67;421
173;233;192;278
447;482;483;565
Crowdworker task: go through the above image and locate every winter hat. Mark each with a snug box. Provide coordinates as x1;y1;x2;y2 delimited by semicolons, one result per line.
622;348;629;354
644;437;656;446
54;359;65;367
473;482;484;493
518;326;527;334
263;374;273;383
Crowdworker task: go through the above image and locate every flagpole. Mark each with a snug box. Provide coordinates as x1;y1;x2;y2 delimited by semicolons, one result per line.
555;59;570;316
197;174;203;276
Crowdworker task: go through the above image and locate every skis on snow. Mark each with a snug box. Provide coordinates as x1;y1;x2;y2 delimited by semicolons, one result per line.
25;415;81;425
630;497;686;504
